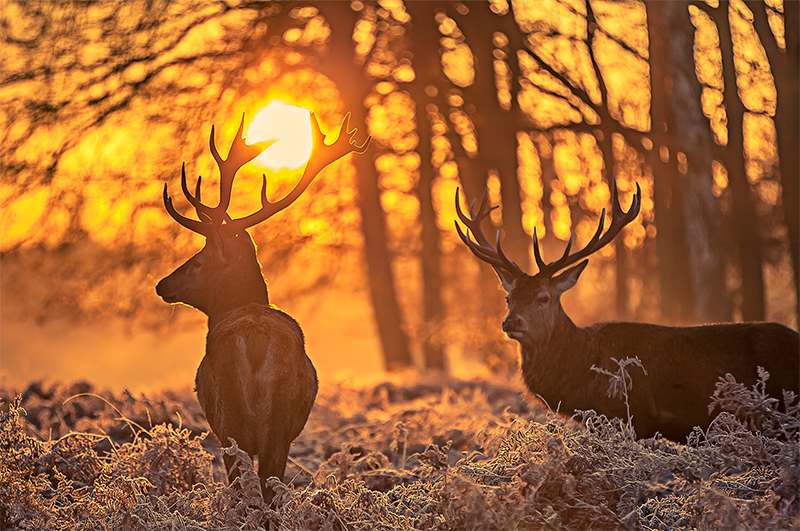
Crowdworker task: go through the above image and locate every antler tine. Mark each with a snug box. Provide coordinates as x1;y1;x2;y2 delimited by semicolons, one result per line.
454;222;506;269
194;176;214;223
468;198;479;219
163;184;212;236
454;187;525;277
532;227;547;272
302;111;371;179
207;112;273;221
593;177;641;249
536;215;602;276
469;191;490;223
532;176;642;278
554;232;575;268
163;165;215;235
224;111;370;235
164;112;271;234
495;230;525;274
180;164;216;223
455;187;493;246
192;176;233;224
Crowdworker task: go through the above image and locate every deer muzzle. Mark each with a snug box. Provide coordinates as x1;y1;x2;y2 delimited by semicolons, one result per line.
155;278;180;303
502;315;525;340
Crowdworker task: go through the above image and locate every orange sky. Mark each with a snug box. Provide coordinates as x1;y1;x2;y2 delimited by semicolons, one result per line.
1;1;795;390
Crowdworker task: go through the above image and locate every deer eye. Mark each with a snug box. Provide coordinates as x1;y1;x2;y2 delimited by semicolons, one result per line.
538;295;550;306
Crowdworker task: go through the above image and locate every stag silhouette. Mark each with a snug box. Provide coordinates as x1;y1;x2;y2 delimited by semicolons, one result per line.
456;180;799;441
157;111;369;500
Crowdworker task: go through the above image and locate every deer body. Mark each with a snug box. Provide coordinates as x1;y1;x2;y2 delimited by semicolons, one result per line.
516;307;798;440
457;182;800;442
156;232;318;494
157;111;368;500
199;303;317;484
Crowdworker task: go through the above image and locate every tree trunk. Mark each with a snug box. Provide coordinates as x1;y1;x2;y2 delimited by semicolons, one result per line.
456;1;528;266
748;0;800;321
667;2;731;323
585;1;630;320
406;1;446;370
537;135;557;248
647;1;697;324
417;1;507;322
456;155;507;319
647;1;731;324
601;132;631;320
352;153;413;370
315;3;412;369
714;1;765;321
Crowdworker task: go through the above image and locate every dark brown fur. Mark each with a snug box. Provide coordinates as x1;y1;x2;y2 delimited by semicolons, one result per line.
200;303;317;488
156;111;367;501
156;113;370;501
456;184;799;442
505;272;800;442
157;231;317;501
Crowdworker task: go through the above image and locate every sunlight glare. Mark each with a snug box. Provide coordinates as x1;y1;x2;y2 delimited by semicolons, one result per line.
247;101;313;169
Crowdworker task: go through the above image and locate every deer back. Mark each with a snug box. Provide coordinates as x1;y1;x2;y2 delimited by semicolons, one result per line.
585;321;799;439
197;303;317;455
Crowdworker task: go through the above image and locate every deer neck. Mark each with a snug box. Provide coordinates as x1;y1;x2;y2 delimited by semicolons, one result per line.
206;276;269;331
520;312;589;389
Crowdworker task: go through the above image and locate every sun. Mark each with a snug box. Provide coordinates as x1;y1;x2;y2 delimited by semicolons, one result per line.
247;101;313;169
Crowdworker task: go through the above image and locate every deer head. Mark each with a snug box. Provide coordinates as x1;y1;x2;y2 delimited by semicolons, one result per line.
157;111;370;322
455;178;641;346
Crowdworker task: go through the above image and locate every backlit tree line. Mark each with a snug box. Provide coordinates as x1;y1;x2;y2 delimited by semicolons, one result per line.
1;0;797;372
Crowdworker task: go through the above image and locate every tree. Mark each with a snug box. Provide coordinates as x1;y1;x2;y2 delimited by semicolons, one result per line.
747;0;799;318
648;1;731;324
2;1;797;386
405;2;446;370
711;0;765;321
311;2;414;370
519;1;654;322
1;1;415;371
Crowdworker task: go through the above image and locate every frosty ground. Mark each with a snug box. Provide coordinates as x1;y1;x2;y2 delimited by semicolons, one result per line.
1;371;797;530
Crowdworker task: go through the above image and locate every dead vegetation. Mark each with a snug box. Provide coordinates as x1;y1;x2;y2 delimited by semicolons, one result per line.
1;370;798;530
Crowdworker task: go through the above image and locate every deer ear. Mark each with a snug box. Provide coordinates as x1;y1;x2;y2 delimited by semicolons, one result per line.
493;267;517;292
553;260;588;294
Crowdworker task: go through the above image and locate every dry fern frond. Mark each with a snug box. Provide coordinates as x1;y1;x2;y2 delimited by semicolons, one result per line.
2;372;798;530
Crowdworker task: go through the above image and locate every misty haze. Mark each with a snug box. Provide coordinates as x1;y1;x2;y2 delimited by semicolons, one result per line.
1;1;798;529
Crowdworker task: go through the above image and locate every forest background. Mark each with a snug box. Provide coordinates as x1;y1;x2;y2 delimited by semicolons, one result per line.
1;0;798;390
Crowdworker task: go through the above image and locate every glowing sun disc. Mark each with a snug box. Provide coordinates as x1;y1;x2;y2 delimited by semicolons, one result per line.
247;101;313;169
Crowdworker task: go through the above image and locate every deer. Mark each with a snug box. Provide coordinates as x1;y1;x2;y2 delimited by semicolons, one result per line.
156;110;369;501
455;179;799;442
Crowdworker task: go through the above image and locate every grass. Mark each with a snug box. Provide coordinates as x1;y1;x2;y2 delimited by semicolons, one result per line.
1;369;798;530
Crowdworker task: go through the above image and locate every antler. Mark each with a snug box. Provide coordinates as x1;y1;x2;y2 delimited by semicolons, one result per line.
454;177;642;280
454;187;526;279
163;111;370;237
532;175;641;278
163;111;273;236
224;111;370;235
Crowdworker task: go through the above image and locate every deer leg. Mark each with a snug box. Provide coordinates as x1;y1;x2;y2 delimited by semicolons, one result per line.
257;439;291;504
